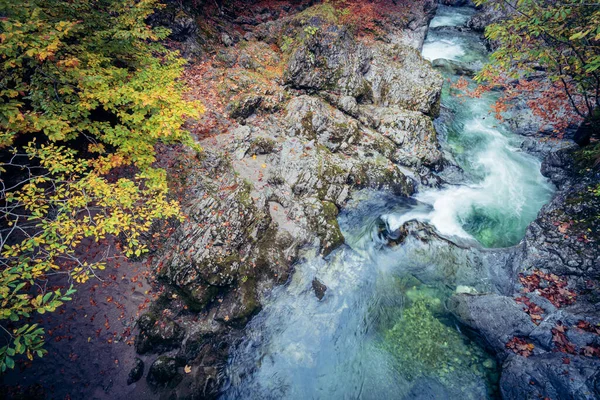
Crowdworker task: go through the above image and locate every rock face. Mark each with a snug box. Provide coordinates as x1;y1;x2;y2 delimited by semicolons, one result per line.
467;2;514;32
500;354;600;400
135;1;444;398
448;145;600;400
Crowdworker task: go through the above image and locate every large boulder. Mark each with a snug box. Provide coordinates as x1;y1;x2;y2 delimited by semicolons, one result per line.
147;356;181;388
135;313;184;354
361;105;442;167
284;21;373;99
283;17;443;116
448;294;537;356
500;353;600;400
517;147;600;291
286;95;360;152
365;43;443;116
156;152;270;309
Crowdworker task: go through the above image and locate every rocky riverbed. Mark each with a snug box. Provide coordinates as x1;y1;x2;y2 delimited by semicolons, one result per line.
2;1;598;399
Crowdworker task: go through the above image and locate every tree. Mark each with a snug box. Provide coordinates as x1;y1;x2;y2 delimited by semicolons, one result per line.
474;0;600;144
0;0;201;371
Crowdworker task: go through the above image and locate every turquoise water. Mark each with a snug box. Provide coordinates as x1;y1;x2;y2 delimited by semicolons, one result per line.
397;24;555;248
221;6;554;399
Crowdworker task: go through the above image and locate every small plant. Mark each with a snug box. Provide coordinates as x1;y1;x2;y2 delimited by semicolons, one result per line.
280;35;294;53
303;26;319;36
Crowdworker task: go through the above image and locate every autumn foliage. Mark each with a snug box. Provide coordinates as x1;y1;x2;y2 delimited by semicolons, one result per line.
331;0;411;37
474;0;600;142
0;0;200;371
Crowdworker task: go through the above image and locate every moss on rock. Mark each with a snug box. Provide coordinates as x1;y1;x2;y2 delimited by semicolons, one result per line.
383;299;494;385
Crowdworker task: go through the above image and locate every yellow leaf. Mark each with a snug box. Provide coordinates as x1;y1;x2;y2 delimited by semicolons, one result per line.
184;365;192;374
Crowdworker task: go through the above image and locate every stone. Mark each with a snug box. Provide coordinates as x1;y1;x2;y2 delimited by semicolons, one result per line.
448;294;537;356
127;358;144;385
215;279;262;328
135;313;184;355
147;356;181;387
227;96;263;120
312;277;327;300
500;354;600;400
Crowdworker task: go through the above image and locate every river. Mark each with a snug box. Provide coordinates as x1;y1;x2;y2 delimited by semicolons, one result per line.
221;5;554;399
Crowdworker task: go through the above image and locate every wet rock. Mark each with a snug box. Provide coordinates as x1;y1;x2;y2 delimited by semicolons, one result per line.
448;293;537;356
147;356;181;388
517;146;600;290
431;58;479;77
156;151;271;303
468;3;512;32
127;358;144;385
500;353;600;400
439;0;475;6
312;277;327;301
395;0;438;51
252;227;297;284
135;313;184;354
215;279;262;328
404;377;451;400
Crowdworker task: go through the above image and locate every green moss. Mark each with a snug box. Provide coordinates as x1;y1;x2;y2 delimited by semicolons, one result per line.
301;111;316;139
294;4;339;25
248;137;276;155
319;201;345;256
383;299;492;383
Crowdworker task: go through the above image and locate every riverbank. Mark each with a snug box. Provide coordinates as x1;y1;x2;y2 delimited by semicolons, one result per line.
1;1;598;399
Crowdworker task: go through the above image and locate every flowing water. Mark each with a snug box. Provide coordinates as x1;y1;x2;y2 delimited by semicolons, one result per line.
221;6;554;399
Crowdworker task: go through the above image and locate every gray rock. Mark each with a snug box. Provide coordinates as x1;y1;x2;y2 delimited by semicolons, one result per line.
215;279;262;328
448;293;537;355
220;32;234;47
365;43;443;116
127;358;144;385
135;313;184;354
312;277;327;301
147;356;181;387
286;96;360;152
227;96;263;120
284;22;373;100
500;353;600;400
283;18;442;116
431;58;479;77
362;105;443;167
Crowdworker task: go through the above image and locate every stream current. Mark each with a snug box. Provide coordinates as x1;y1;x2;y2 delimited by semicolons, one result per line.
221;5;554;399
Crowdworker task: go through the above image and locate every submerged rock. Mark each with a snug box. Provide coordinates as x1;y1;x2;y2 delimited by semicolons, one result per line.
312;277;327;300
383;298;493;394
127;358;144;385
431;58;479;77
